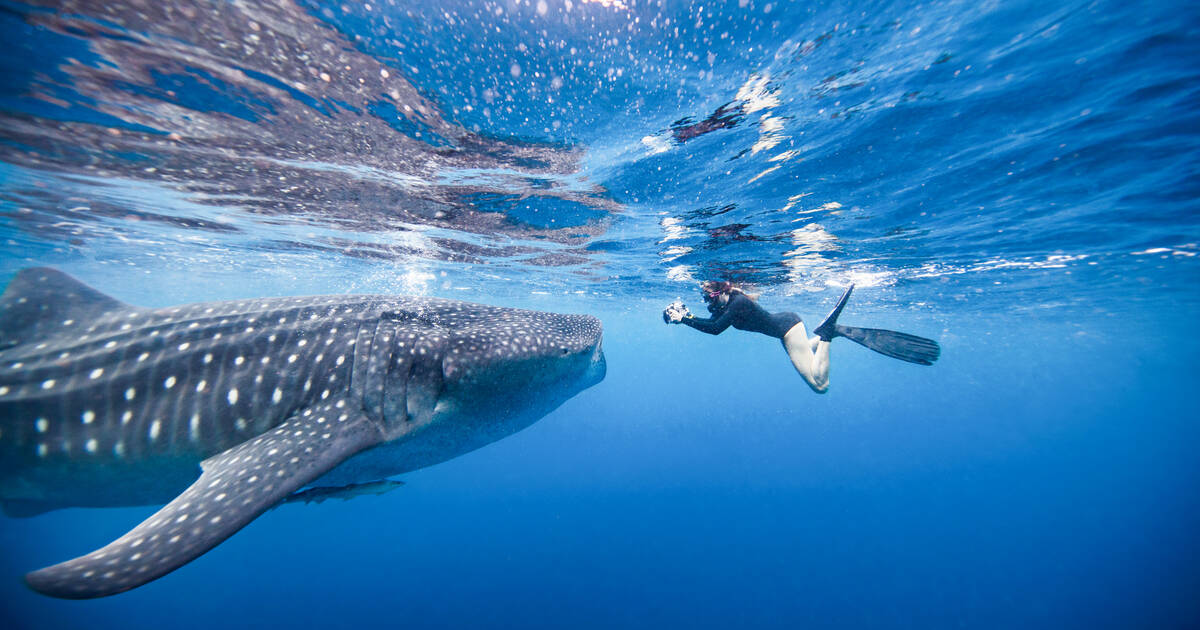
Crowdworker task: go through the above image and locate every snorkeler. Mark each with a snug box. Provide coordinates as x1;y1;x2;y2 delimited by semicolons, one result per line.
663;281;939;393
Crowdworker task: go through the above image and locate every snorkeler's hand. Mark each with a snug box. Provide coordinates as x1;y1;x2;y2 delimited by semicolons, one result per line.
663;299;690;324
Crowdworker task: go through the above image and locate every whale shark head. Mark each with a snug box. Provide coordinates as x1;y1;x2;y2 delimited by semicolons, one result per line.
438;308;606;425
360;303;606;460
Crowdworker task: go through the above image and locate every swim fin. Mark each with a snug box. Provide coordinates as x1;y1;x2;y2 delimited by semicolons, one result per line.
813;284;854;341
812;283;940;365
833;325;941;366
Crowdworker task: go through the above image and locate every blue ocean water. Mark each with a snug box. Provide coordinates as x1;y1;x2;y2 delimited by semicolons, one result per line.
1;0;1198;627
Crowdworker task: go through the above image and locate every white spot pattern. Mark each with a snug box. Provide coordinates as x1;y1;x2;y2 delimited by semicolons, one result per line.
8;288;606;599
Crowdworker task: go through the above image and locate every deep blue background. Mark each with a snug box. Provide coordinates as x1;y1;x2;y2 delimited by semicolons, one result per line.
3;305;1198;628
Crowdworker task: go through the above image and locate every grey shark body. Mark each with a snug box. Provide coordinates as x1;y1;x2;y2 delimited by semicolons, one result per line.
0;268;605;598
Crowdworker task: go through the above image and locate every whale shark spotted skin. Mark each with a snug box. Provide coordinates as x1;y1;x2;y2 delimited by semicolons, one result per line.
0;268;605;599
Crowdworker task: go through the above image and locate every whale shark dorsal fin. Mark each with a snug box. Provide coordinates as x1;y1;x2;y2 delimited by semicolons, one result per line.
24;398;383;599
0;267;131;349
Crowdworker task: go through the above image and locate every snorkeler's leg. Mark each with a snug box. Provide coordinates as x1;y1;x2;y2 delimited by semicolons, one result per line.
783;322;830;394
812;335;831;387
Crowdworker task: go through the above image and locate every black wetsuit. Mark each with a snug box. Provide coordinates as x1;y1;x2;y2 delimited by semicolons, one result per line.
681;293;801;339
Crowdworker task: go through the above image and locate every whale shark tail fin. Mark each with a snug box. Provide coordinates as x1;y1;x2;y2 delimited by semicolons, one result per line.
0;267;131;350
834;325;941;366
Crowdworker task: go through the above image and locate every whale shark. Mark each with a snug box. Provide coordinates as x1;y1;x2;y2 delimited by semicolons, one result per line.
0;268;605;599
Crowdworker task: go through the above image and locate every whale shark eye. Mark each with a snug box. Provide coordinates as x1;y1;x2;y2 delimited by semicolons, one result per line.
560;347;569;355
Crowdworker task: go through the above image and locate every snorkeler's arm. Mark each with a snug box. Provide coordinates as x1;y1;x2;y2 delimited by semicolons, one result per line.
680;304;737;335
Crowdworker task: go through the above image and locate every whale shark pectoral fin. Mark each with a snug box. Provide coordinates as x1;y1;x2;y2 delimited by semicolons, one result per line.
24;399;382;600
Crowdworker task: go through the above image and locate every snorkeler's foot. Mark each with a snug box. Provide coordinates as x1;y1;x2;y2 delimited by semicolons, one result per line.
813;284;854;341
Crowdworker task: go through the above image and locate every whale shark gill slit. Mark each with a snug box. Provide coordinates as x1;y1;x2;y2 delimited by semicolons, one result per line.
361;319;395;424
383;326;413;426
404;334;445;428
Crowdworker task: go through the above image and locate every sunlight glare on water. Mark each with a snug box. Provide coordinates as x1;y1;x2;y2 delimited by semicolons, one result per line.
0;0;1194;313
